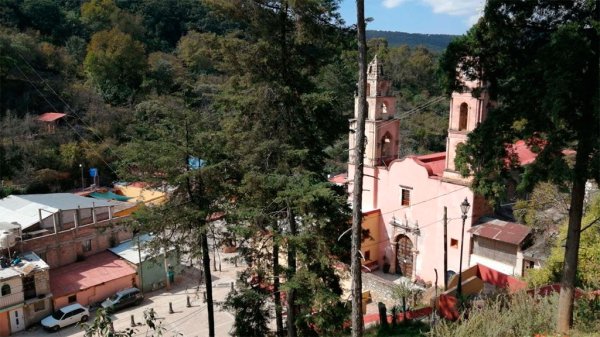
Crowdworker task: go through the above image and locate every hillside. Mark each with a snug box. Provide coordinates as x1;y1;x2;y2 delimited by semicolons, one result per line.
367;30;457;52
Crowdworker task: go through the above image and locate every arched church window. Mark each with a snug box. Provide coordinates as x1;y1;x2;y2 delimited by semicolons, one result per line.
381;103;388;114
459;103;468;131
366;83;370;96
1;284;10;296
380;132;393;160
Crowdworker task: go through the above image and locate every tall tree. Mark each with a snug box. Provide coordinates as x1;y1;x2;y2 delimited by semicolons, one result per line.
84;28;147;105
204;1;352;335
441;0;599;332
351;0;367;336
119;97;229;337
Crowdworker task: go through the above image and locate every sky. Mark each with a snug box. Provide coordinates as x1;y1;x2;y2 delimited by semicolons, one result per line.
338;0;486;35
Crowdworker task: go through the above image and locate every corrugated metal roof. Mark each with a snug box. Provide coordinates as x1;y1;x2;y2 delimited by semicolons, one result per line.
108;234;156;265
50;251;136;298
469;218;531;246
37;112;66;122
0;194;115;230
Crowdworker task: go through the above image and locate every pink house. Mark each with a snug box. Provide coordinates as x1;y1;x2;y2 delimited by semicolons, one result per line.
346;57;495;284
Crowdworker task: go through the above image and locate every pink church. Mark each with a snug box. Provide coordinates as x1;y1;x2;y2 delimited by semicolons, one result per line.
344;57;535;285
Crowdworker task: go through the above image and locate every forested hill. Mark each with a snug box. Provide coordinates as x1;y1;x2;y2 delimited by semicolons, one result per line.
367;30;456;52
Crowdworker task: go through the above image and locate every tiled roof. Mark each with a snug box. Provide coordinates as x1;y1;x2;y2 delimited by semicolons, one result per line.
37;112;66;122
469;218;531;246
328;173;348;185
50;251;136;298
413;152;446;178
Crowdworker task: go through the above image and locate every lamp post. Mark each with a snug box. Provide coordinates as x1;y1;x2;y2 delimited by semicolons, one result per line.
456;197;470;301
79;164;84;191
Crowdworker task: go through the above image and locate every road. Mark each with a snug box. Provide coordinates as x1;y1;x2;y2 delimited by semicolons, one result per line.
16;252;244;337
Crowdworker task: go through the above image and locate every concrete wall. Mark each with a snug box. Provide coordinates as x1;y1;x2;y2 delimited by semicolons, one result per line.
361;211;381;267
23;296;52;328
22;218;133;268
140;252;180;293
53;274;136;308
0;312;9;337
0;277;24;309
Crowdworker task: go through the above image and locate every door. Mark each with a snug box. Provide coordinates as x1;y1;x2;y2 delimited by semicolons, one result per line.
395;235;414;278
9;308;24;333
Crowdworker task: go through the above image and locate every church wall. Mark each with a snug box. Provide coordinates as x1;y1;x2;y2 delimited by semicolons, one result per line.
375;159;477;283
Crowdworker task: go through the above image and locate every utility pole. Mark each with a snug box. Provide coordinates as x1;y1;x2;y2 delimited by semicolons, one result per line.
351;0;367;336
79;164;84;191
443;206;448;290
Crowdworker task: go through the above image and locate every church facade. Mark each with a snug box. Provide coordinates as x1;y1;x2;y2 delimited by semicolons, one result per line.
346;57;494;284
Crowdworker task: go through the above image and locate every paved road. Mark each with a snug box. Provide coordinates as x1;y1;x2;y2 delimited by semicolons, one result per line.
16;253;244;337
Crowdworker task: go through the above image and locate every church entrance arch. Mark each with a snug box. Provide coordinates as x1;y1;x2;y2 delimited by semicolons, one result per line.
395;235;413;277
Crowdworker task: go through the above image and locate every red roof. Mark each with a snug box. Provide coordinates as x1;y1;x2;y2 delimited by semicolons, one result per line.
328;173;347;185
50;251;136;297
37;112;66;122
413;152;446;178
509;140;538;165
469;218;531;245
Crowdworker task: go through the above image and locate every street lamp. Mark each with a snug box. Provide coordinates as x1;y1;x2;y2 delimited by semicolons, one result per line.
79;164;84;191
456;197;470;301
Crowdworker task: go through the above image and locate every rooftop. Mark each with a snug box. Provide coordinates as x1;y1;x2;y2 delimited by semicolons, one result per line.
412;152;446;178
0;193;122;230
469;217;531;246
0;251;49;280
36;112;66;122
50;251;136;298
108;234;163;265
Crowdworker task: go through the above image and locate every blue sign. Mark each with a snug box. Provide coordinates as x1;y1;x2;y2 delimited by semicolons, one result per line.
89;168;98;177
188;156;206;170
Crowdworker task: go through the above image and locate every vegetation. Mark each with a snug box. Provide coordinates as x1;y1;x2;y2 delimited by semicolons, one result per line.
367;30;456;52
442;0;599;331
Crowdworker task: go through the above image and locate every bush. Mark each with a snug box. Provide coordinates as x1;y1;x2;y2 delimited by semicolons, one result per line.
431;292;558;337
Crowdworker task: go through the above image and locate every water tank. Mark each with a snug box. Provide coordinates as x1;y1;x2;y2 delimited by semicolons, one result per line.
0;231;16;249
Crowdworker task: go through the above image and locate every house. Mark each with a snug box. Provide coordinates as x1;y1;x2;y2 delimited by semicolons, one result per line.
468;217;532;277
108;234;180;293
0;193;136;268
0;251;51;336
49;251;137;308
36;112;66;134
345;57;537;284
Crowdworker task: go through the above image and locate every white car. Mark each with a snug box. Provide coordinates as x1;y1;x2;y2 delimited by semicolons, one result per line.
41;303;89;332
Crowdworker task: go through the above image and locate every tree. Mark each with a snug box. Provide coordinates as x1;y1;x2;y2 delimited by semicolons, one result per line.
201;1;352;336
441;0;599;332
84;28;147;105
351;0;367;336
119;97;229;337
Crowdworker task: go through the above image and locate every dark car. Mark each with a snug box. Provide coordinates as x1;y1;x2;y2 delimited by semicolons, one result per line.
101;287;143;312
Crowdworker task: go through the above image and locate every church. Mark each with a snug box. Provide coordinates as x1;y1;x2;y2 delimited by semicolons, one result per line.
342;57;537;285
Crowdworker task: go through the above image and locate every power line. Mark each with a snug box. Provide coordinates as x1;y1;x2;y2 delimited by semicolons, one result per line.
15;52;128;165
13;63;120;177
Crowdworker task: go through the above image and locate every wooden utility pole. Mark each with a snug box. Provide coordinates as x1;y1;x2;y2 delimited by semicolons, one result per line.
443;206;448;290
351;0;367;336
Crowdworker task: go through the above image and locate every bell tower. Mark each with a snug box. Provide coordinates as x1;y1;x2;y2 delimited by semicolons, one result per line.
349;56;400;168
443;80;490;179
348;56;400;210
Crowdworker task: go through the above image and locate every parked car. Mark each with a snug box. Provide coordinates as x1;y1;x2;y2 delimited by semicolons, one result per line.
101;287;143;312
41;303;89;332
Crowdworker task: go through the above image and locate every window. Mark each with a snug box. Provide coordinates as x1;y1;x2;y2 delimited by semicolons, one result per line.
23;275;36;300
34;300;45;312
450;238;459;248
459;103;468;131
68;294;77;303
401;189;411;206
82;239;92;252
364;250;371;261
1;284;10;295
